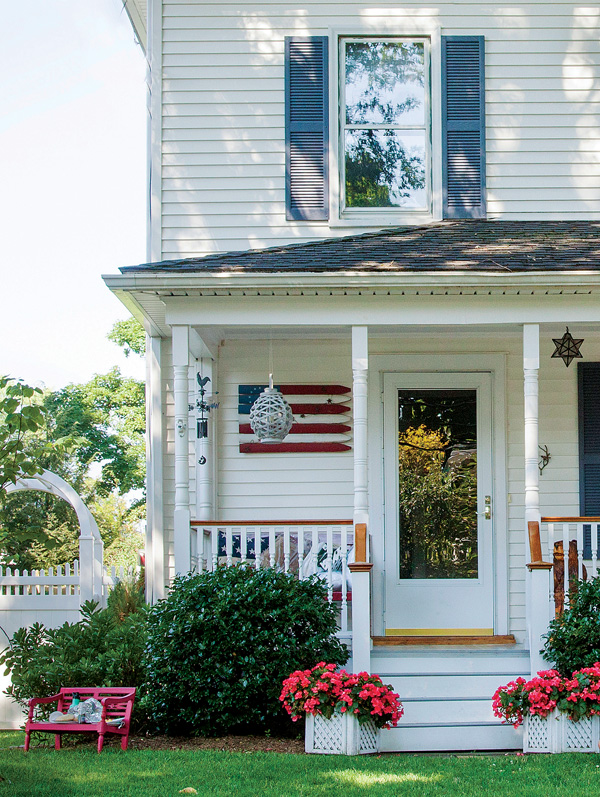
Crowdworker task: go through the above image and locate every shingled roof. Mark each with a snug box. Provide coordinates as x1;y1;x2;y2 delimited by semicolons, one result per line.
121;221;600;274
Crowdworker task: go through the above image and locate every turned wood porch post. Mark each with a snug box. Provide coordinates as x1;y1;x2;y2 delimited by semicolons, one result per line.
349;326;372;672
173;325;192;575
523;324;548;674
146;334;165;602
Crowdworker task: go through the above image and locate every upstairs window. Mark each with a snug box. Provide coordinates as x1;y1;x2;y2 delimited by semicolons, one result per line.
341;39;430;213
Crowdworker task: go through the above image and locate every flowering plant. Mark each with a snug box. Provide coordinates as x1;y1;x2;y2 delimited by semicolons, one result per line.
280;662;403;730
493;663;600;727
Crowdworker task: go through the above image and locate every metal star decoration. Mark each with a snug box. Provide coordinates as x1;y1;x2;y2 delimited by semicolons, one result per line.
551;327;584;367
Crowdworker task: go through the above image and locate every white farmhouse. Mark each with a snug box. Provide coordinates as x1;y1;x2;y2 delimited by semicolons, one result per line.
105;1;600;751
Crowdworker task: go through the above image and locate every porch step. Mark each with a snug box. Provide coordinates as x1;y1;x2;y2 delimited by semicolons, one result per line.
373;635;516;646
368;646;529;751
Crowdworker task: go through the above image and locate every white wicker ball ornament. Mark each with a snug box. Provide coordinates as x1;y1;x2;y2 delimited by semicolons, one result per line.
249;375;294;443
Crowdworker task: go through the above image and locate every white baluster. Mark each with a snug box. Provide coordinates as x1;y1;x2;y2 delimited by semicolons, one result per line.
298;528;305;579
577;523;584;581
592;523;598;577
269;527;276;568
326;526;333;604
312;527;319;576
283;527;291;573
254;528;261;571
226;526;233;567
211;528;219;571
239;526;247;565
562;523;569;608
340;525;348;633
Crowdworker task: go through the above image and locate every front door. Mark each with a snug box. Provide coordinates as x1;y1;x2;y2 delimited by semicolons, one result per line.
383;372;494;635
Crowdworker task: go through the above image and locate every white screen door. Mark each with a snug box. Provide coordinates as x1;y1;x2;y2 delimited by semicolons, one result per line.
383;372;494;635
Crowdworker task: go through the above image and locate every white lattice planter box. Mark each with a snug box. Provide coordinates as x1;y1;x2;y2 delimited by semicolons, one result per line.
305;712;380;755
524;711;600;753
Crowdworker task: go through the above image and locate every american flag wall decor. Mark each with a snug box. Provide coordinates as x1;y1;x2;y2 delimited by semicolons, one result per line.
238;384;352;453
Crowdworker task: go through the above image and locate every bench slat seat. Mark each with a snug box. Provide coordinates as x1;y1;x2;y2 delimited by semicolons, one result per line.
25;687;136;753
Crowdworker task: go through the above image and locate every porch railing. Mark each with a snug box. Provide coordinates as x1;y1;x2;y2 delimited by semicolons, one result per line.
190;520;354;636
540;517;600;617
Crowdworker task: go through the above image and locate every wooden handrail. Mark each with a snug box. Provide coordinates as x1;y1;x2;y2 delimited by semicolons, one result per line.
542;516;600;523
527;520;552;571
190;519;353;526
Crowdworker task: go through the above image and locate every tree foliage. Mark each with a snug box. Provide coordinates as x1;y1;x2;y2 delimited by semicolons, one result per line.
0;376;47;494
107;317;145;358
0;318;146;570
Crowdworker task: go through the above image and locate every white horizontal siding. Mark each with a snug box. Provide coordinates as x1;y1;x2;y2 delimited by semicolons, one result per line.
157;1;600;257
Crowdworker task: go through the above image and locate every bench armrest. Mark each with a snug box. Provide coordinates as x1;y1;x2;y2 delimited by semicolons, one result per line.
100;691;136;722
27;693;62;722
28;693;62;708
100;691;136;707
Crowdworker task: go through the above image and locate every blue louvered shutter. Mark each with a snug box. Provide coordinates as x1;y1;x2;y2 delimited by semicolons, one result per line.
579;363;600;517
285;37;329;221
442;36;486;219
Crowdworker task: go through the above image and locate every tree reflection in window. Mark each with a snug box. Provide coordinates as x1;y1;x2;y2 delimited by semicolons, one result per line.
397;390;478;580
343;41;428;209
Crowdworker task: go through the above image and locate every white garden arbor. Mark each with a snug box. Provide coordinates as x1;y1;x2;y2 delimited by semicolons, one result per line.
5;469;104;605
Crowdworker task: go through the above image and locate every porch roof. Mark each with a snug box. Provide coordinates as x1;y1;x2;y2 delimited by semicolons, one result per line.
120;221;600;275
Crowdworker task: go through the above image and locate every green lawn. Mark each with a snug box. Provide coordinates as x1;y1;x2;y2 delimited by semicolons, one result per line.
2;731;600;797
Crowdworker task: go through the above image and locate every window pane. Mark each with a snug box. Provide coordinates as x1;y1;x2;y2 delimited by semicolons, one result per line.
345;42;425;126
396;390;478;580
345;130;426;209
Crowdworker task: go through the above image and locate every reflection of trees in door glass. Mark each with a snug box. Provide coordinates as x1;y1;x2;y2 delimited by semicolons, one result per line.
397;391;478;579
344;42;427;209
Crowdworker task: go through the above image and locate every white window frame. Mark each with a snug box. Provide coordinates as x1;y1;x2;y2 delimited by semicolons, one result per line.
328;23;442;227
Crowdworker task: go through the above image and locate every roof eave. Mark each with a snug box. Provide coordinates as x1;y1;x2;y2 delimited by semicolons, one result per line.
103;269;600;293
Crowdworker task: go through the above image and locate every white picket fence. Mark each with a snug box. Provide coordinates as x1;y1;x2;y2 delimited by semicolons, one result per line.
0;562;136;729
191;521;355;637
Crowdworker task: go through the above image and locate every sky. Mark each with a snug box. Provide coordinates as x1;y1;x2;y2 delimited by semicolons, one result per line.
0;0;147;389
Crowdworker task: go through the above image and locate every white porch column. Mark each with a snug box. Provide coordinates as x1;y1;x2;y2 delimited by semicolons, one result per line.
146;334;165;602
523;324;540;530
523;324;547;674
173;325;192;575
350;325;372;673
195;357;215;521
352;326;369;527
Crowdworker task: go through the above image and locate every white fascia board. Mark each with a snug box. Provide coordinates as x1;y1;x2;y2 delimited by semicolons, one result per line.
162;292;600;327
121;1;147;52
103;269;600;293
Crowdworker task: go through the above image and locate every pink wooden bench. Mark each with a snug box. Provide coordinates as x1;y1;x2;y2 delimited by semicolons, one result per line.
25;687;136;753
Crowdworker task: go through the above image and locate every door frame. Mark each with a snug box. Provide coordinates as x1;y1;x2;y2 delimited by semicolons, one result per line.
368;353;508;637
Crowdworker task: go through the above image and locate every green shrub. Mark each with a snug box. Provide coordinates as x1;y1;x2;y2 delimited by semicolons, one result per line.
0;597;148;726
143;566;348;736
542;576;600;674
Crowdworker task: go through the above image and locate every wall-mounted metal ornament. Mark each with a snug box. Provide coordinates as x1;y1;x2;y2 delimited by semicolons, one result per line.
551;327;584;367
190;374;219;439
539;444;551;474
249;374;294;443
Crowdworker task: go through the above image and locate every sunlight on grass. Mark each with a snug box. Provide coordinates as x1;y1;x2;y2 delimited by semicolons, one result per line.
324;769;443;786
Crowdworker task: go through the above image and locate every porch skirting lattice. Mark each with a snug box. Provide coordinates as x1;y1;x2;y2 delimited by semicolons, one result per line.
524;711;600;753
305;712;380;755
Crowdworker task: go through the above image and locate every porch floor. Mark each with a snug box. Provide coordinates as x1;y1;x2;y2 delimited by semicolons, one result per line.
373;635;516;646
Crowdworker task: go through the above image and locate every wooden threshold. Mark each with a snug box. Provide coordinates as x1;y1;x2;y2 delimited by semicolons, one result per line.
372;635;516;647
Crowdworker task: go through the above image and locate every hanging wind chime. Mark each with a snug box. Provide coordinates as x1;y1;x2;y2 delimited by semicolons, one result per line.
551;327;584;367
249;338;293;443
